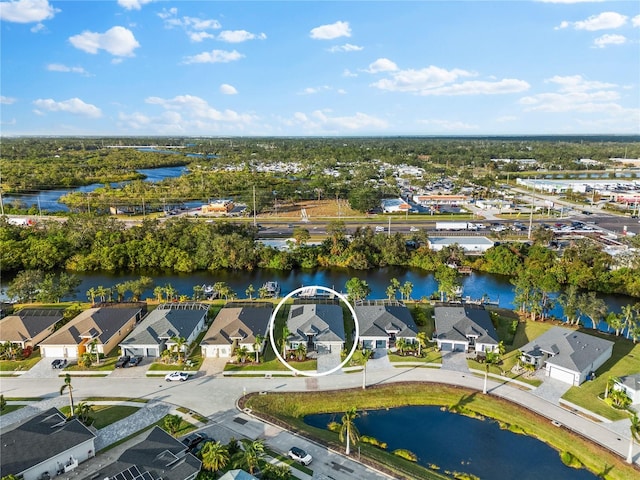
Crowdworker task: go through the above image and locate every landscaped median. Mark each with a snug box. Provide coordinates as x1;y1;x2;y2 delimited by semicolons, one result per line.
242;382;639;480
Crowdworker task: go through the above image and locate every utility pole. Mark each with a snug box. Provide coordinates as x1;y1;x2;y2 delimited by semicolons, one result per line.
528;191;534;240
388;216;391;238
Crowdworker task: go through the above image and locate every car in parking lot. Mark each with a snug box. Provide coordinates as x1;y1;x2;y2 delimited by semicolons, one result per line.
51;359;67;369
288;446;313;465
181;432;207;451
165;371;189;382
115;355;131;368
128;355;143;367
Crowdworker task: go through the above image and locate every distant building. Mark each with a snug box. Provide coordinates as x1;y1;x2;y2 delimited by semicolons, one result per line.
412;194;470;206
428;236;495;254
201;199;235;215
381;198;411;213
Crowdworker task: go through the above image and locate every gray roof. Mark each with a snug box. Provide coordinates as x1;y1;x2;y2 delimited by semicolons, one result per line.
429;236;494;246
0;407;95;478
618;373;640;392
121;308;206;347
520;326;614;374
0;308;64;343
287;304;345;344
355;304;418;339
219;470;259;480
95;426;201;480
202;306;273;346
434;306;499;345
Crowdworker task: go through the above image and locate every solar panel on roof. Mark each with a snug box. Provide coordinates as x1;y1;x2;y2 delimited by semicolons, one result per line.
141;472;155;480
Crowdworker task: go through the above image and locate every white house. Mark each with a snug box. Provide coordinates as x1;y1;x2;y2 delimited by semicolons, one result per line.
519;327;614;386
428;236;495;254
0;408;96;480
433;306;499;353
287;303;345;353
614;374;640;404
356;302;418;350
201;305;272;358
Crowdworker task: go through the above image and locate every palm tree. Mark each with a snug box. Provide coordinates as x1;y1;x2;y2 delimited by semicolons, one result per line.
483;350;501;395
395;338;407;355
164;414;182;436
60;374;75;417
400;281;413;301
201;440;230;473
74;401;93;426
416;332;428;357
171;336;187;363
604;376;621;399
280;326;290;357
86;287;97;305
627;412;640;464
153;286;165;303
362;349;373;390
88;337;100;365
246;284;255;300
385;284;395;301
339;407;360;455
233;438;265;475
253;334;264;363
295;343;307;361
235;345;250;363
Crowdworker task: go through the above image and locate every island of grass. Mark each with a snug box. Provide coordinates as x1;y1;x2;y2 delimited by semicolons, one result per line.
243;382;639;480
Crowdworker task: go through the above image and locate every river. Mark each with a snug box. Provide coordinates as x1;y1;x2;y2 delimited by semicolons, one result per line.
305;406;598;479
2;165;188;212
2;267;633;333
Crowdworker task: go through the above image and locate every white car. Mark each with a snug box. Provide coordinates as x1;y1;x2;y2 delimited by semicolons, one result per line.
288;446;313;465
375;226;385;232
165;371;189;382
409;226;419;232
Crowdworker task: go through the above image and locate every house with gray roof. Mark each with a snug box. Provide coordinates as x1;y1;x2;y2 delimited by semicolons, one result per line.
201;304;273;358
120;303;208;358
614;373;640;404
355;302;418;350
287;303;345;353
433;306;499;353
93;426;200;480
519;326;614;386
0;407;96;480
39;306;142;359
0;308;64;348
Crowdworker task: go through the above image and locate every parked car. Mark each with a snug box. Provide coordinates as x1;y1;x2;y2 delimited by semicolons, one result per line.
181;432;207;451
128;355;143;367
51;359;67;369
288;446;313;466
115;355;131;368
165;371;189;382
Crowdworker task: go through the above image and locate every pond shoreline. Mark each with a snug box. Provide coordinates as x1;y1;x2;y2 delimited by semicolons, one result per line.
242;382;639;480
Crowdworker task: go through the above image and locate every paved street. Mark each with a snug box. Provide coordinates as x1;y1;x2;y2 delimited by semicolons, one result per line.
1;359;639;478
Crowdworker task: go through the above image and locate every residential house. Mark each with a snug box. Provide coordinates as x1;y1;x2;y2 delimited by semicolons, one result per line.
201;304;273;358
428;236;495;254
219;470;259;480
39;307;142;359
433;306;499;353
614;374;640;404
93;426;201;480
519;326;614;386
287;303;345;353
0;308;64;348
355;302;418;350
0;407;96;480
120;303;208;358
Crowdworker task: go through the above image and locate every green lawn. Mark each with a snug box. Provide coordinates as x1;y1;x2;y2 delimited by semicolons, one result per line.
59;404;140;429
0;350;42;372
562;335;640;421
0;405;26;416
388;348;442;364
65;350;121;371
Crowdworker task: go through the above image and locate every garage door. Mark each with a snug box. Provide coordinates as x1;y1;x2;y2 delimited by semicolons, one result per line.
42;346;64;358
65;347;78;359
375;340;386;349
453;343;465;352
440;342;452;351
549;366;576;385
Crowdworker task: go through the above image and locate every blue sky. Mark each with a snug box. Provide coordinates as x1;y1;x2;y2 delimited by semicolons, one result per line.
1;0;639;136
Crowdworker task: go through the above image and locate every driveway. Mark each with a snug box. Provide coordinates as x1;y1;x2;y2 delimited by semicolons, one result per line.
531;375;572;404
316;347;342;374
18;357;67;379
441;351;470;373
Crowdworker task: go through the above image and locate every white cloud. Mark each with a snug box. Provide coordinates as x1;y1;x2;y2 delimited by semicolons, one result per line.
328;43;363;53
144;94;256;125
557;12;628;31
342;69;358;78
593;33;627;48
633;15;640;28
337;89;347;95
32;97;102;118
310;21;351;40
218;30;266;43
519;75;627;115
158;8;221;41
0;0;58;23
291;109;387;132
47;63;89;75
496;115;518;123
1;95;17;104
30;22;44;32
69;26;140;57
417;119;479;131
300;86;331;95
220;84;238;95
183;49;244;64
366;58;398;73
117;0;153;10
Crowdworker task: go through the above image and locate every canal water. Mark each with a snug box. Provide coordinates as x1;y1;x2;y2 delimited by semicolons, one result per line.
2;267;633;332
305;406;598;479
3;166;188;212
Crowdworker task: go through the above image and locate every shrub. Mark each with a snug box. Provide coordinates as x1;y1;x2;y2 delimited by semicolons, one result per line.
392;449;417;462
327;421;340;433
560;451;583;469
22;346;33;359
360;435;387;449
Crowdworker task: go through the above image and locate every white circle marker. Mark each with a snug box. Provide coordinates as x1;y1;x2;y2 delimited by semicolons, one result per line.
268;285;360;377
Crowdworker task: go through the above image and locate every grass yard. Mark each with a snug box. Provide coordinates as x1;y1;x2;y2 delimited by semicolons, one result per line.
388;348;442;364
0;350;42;372
244;383;639;480
0;405;26;415
65;349;122;371
562;335;640;421
59;404;140;429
